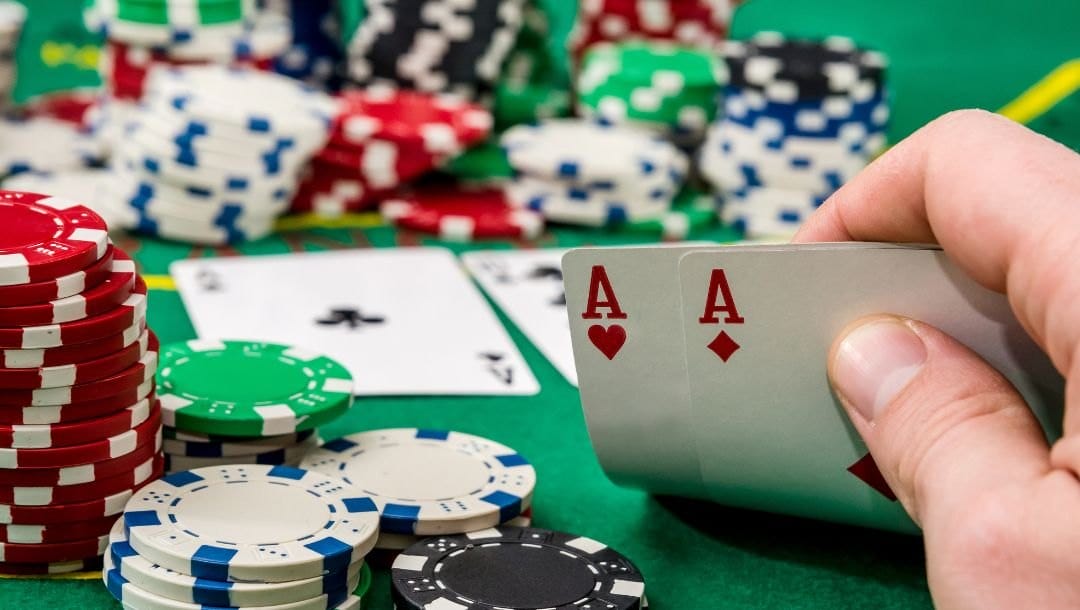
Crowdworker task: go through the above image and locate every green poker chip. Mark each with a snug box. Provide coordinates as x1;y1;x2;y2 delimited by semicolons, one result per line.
443;138;513;181
623;189;717;239
157;340;354;437
114;0;247;26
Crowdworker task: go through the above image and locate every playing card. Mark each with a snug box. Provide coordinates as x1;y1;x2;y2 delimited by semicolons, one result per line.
462;249;577;386
678;243;1063;532
562;245;717;496
170;248;540;396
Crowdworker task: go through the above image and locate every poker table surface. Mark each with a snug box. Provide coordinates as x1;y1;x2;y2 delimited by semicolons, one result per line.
0;222;932;609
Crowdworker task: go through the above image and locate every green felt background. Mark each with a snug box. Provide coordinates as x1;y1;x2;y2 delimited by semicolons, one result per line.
1;0;1078;608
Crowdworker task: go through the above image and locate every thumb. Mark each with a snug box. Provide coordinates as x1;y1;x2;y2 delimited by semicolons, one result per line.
827;315;1051;529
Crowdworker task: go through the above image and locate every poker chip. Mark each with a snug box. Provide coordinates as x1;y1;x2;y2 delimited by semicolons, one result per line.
157;339;353;437
0;244;115;308
300;428;536;535
0;432;160;486
107;520;365;607
391;526;646;610
0;276;147;349
162;433;318;472
0;377;155;426
0;407;160;469
0;453;162;506
1;515;119;545
375;508;533;551
0;191;110;287
569;0;733;61
84;0;253;48
381;183;545;241
162;428;316;457
0;485;144;525
0;556;101;576
0;118;99;176
622;189;717;239
0;319;146;370
0;250;137;327
123;464;380;582
0;534;110;564
272;0;344;89
0;338;158;407
0;395;154;449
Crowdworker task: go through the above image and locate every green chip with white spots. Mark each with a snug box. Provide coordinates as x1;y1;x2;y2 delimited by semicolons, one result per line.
157;339;354;437
623;189;718;239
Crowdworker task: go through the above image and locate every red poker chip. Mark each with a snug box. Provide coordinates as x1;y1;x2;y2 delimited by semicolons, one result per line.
0;482;150;525
0;378;155;426
381;184;545;241
0;433;160;487
330;88;492;150
0;453;162;506
570;0;732;57
0;336;157;407
0;396;155;449
0;276;147;349
0;250;137;327
0;556;101;575
0;319;145;370
0;246;115;307
0;408;160;469
290;173;387;216
0;191;110;287
313;140;442;184
0;533;110;563
0;330;150;390
0;515;119;545
22;89;100;127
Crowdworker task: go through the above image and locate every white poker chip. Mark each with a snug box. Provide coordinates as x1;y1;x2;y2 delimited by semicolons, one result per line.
300;428;536;536
505;178;671;227
0;117;97;176
122;464;379;583
106;521;364;608
501;119;687;184
162;434;319;472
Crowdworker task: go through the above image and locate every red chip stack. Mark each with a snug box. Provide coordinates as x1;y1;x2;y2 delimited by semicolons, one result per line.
291;86;493;218
569;0;739;61
0;190;162;576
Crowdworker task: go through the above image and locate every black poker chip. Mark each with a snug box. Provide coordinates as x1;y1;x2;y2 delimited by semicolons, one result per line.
346;0;526;101
723;32;886;98
391;526;647;610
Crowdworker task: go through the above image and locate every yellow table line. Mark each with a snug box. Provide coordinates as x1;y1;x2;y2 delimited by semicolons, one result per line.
998;58;1080;124
143;274;175;291
273;212;383;231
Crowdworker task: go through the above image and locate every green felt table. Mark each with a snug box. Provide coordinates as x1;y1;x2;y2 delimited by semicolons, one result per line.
0;223;932;609
3;0;1079;607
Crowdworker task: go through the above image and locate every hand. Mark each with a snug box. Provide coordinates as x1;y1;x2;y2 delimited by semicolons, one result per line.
794;109;1080;609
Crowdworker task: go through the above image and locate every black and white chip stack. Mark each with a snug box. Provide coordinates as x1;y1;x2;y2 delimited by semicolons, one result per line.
344;0;527;102
698;32;889;238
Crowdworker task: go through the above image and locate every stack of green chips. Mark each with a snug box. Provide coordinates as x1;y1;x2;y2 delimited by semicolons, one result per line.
493;0;571;130
622;186;717;240
577;41;725;147
83;0;256;46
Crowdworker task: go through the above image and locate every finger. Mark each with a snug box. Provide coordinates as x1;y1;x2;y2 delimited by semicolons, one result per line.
827;315;1050;527
797;110;1080;440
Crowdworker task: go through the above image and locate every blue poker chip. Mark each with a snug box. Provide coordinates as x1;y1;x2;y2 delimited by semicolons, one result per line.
391;526;646;610
105;520;364;608
122;465;380;583
300;428;537;536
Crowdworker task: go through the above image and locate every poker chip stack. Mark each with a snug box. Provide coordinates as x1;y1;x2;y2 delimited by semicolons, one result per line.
104;464;375;608
576;41;725;148
291;86;492;217
569;0;736;62
273;0;344;90
301;428;538;564
380;181;545;242
0;190;162;577
493;0;570;129
0;1;25;108
99;65;335;245
343;0;527;102
155;340;353;474
0;117;101;177
501;119;688;227
699;33;889;238
83;0;293;154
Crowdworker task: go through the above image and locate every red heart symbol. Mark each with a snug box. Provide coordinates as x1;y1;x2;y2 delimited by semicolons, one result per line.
588;324;626;360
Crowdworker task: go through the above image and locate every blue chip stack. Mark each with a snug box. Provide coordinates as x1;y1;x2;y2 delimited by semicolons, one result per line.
273;0;345;90
699;32;889;238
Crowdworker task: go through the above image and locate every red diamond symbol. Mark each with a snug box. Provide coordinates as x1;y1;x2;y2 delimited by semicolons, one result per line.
706;331;740;362
847;453;897;501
